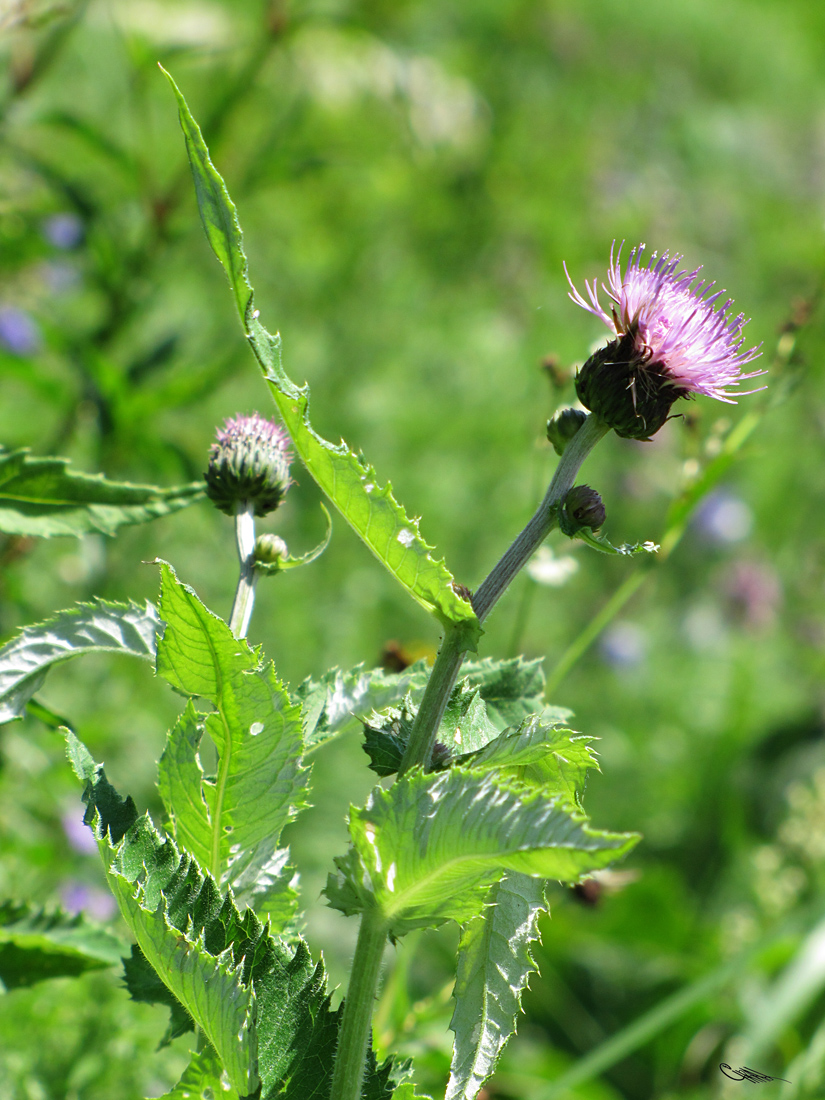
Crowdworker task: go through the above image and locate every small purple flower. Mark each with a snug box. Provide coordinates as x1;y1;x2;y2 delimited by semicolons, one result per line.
205;412;292;517
62;808;99;855
565;243;764;439
0;306;40;356
42;212;84;250
61;881;117;921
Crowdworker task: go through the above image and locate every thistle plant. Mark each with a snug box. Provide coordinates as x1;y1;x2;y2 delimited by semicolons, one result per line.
0;75;765;1100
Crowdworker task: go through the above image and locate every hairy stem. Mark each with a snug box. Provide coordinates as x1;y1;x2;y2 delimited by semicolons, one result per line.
336;414;609;1095
329;907;389;1100
228;501;257;639
399;413;608;775
472;413;609;619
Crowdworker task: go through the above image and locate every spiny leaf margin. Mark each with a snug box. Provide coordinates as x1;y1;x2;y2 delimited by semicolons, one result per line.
163;67;480;644
0;597;160;724
0;447;204;538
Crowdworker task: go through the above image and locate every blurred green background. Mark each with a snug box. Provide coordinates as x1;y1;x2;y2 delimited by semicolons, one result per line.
2;0;825;1097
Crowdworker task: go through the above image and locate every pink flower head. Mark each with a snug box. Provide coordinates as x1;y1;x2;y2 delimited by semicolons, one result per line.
205;412;292;516
565;243;764;438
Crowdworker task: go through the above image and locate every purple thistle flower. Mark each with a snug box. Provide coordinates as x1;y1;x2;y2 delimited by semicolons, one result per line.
565;243;764;439
205;412;292;517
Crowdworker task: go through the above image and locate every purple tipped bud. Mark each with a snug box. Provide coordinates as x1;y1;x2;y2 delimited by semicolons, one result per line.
563;485;606;532
204;413;292;517
547;407;588;455
430;741;452;770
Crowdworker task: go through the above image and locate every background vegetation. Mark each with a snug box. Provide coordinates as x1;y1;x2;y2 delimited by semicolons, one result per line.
2;0;825;1097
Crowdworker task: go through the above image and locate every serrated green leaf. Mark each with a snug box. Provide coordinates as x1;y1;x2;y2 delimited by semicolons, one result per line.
300;654;565;754
297;661;431;749
326;769;638;938
0;447;204;538
457;716;600;809
461;656;569;730
0;598;160;724
447;873;546;1100
66;729;257;1094
154;1045;235;1100
155;562;307;926
164;69;480;643
0;900;126;991
66;728;401;1099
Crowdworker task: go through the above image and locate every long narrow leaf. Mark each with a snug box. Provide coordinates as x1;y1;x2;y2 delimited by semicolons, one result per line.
0;448;203;537
447;873;546;1100
155;561;307;924
66;730;400;1099
164;69;480;643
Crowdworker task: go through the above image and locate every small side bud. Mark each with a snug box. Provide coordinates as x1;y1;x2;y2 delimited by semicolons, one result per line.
562;485;606;534
431;741;452;770
254;533;288;564
547;407;588;455
204;413;292;517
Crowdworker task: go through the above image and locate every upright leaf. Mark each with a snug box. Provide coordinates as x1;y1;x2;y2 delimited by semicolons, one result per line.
0;448;203;537
326;768;638;938
66;730;257;1096
164;70;480;644
0;598;160;724
67;729;406;1100
155;562;307;923
446;873;546;1100
0;900;126;991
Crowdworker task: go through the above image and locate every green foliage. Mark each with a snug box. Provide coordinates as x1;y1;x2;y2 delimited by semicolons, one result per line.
0;598;160;723
164;69;481;645
0;900;125;991
446;872;547;1100
326;766;637;938
0;448;204;538
65;728;398;1100
154;561;307;924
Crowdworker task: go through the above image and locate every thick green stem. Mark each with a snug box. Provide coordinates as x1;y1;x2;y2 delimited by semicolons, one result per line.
399;413;608;775
472;413;609;620
229;500;257;640
329;907;389;1100
398;624;467;775
338;413;610;1096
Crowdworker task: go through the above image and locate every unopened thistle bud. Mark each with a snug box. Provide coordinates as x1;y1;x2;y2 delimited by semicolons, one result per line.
254;533;288;564
563;485;606;533
565;243;764;440
204;413;292;517
547;407;588;455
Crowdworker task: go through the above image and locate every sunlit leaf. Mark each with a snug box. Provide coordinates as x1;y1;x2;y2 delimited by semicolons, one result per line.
326;768;638;938
164;69;480;644
447;873;546;1100
155;561;307;926
0;598;160;724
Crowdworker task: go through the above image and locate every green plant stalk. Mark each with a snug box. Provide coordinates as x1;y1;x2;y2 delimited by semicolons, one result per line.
329;906;390;1100
332;415;609;1099
399;412;609;776
228;501;257;640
